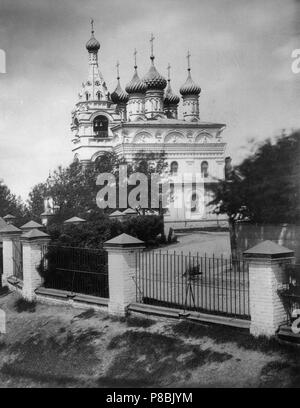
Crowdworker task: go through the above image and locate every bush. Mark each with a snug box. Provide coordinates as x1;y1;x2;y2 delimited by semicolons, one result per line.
46;213;164;248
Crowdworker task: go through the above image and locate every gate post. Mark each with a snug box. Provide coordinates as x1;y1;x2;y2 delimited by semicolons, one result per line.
0;224;22;287
20;229;50;301
244;240;294;337
104;233;145;316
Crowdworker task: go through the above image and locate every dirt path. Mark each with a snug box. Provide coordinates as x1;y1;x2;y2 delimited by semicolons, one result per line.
0;292;299;388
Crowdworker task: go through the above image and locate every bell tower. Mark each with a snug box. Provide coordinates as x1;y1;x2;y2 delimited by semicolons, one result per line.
71;20;122;165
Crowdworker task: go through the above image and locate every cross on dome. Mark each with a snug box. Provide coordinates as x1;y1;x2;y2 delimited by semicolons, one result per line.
150;33;155;62
187;50;191;71
116;60;120;80
167;63;171;81
91;18;94;34
134;48;137;68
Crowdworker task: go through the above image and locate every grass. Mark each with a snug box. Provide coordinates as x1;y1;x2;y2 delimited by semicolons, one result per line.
73;308;95;320
259;360;300;388
1;328;101;385
125;316;155;328
172;320;295;354
103;330;232;387
103;314;155;328
14;298;36;313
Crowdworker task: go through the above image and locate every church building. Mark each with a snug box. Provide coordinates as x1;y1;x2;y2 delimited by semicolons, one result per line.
71;24;228;230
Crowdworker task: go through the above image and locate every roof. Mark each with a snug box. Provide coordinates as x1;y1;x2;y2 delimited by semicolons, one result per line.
64;216;86;224
3;214;16;220
109;210;123;217
104;233;144;247
123;208;137;215
0;217;7;229
0;224;21;233
244;240;294;258
20;220;43;229
111;119;226;131
21;229;50;240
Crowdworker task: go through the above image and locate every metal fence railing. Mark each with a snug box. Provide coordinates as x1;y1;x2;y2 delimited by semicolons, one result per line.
40;245;109;298
135;251;250;320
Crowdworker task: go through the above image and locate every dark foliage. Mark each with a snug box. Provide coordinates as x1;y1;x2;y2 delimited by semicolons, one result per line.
210;131;300;224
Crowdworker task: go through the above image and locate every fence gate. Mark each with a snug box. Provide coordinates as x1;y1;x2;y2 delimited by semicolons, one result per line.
135;250;250;320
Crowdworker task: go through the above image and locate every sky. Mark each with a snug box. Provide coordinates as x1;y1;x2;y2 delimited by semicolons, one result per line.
0;0;300;200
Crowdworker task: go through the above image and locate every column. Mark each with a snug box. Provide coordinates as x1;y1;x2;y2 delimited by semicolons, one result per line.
104;233;145;316
244;240;294;337
21;229;50;301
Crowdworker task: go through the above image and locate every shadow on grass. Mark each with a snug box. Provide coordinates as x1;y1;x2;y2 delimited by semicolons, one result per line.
1;328;102;386
172;320;296;355
259;360;300;388
14;298;36;313
102;330;232;387
73;308;95;320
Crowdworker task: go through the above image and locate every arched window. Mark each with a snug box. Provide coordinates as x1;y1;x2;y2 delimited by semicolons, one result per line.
74;117;79;127
191;192;198;212
201;161;208;178
93;115;109;138
85;93;89;101
170;161;178;175
96;91;101;101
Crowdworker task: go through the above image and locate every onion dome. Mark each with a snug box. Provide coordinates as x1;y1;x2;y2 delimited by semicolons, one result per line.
125;69;147;94
86;20;100;52
180;50;201;96
164;64;180;105
111;80;129;104
143;34;167;91
179;72;201;96
111;62;129;104
125;50;147;94
143;64;167;90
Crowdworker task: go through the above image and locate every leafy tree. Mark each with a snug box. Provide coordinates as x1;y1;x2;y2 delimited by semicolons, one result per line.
0;179;27;223
210;131;300;258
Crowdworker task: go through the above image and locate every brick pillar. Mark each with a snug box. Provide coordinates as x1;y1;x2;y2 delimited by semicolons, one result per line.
244;240;294;337
104;233;145;316
0;224;22;286
20;229;50;301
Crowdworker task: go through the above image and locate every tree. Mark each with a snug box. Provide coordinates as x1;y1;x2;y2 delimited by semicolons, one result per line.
0;179;27;222
210;131;300;258
27;150;168;222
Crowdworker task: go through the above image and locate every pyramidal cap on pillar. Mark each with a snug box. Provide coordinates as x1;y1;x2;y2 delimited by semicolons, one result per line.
0;223;22;237
21;228;50;242
20;220;43;231
243;240;294;259
104;233;145;249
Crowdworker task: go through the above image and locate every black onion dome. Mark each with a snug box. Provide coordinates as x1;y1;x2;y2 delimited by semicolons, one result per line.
143;64;167;90
111;80;129;104
125;70;147;94
179;72;201;96
164;81;180;105
86;33;100;52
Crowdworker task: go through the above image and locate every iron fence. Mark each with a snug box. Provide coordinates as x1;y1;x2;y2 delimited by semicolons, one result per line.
135;250;250;319
41;245;109;298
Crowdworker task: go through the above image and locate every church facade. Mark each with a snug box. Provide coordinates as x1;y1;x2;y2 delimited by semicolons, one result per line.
71;26;228;230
